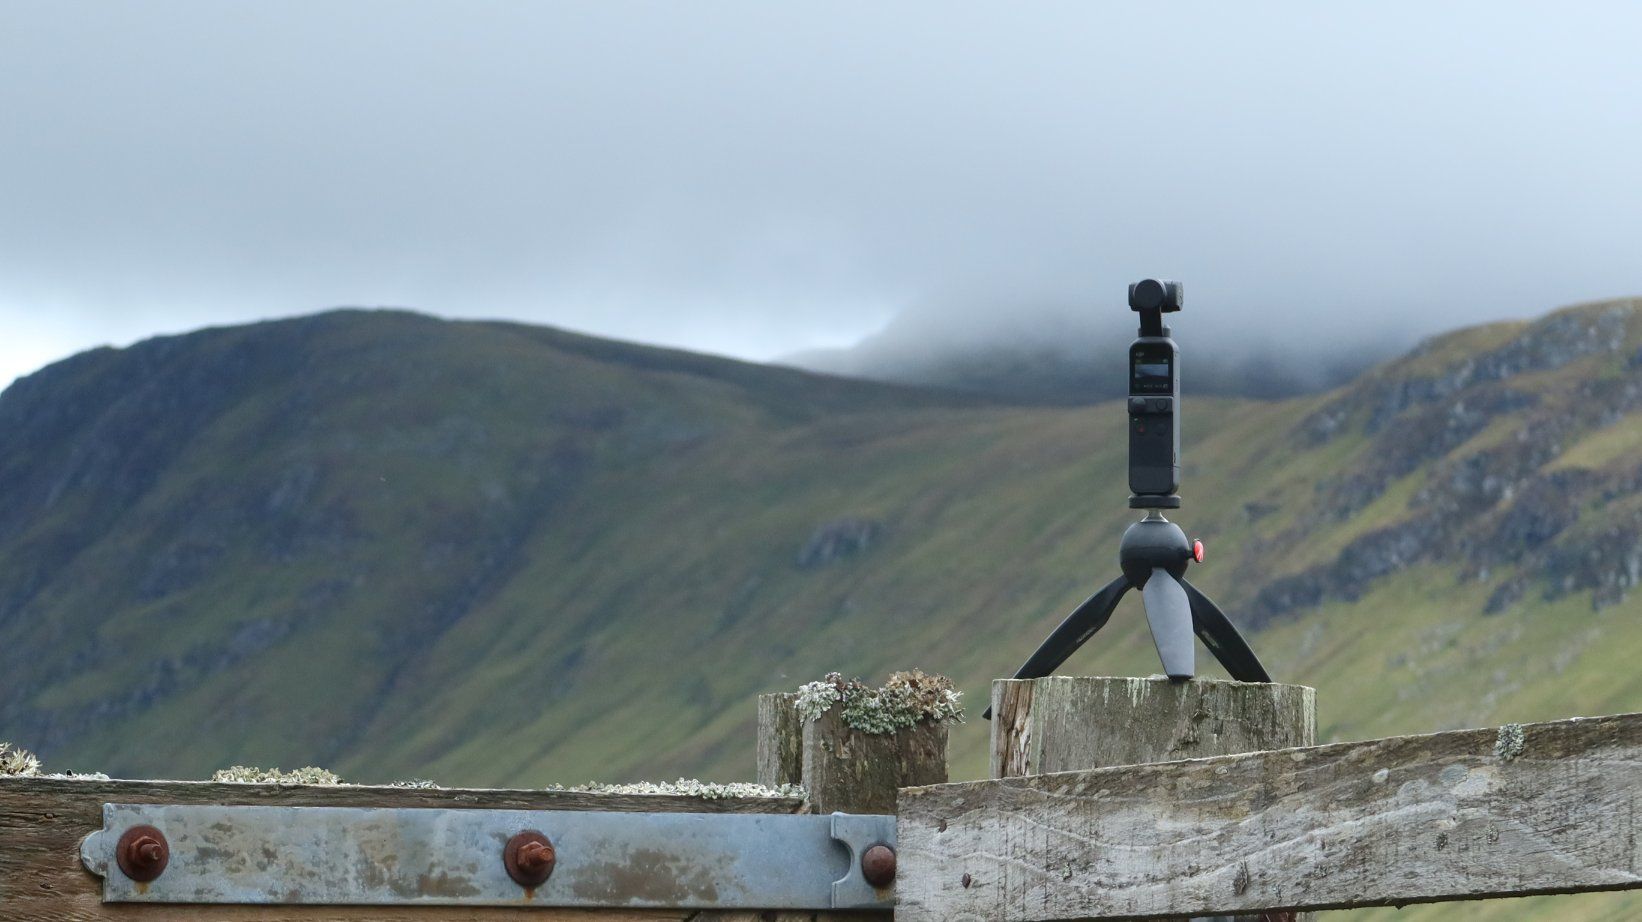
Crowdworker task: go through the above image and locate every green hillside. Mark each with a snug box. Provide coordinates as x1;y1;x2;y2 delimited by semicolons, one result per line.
3;303;1640;919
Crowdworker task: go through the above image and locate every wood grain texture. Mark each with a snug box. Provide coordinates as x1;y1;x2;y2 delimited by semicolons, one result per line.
989;678;1315;922
683;905;886;912
756;694;805;788
799;705;947;815
0;777;803;921
900;712;1642;920
990;677;1316;778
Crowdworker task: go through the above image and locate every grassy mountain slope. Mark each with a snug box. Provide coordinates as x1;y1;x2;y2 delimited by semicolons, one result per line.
3;303;1641;919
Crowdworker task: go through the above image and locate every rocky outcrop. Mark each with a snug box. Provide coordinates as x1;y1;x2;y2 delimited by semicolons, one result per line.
1258;302;1642;622
796;518;883;569
1301;302;1636;447
1316;386;1538;521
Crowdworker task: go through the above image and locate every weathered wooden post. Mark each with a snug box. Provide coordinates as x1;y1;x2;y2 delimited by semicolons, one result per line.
758;674;952;814
991;675;1315;777
991;676;1315;922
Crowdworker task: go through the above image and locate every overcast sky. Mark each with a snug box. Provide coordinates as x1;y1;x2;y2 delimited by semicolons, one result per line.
4;2;1642;389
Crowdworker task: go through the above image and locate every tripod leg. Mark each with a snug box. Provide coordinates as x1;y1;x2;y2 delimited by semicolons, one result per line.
1181;578;1273;683
1141;568;1196;681
982;575;1130;719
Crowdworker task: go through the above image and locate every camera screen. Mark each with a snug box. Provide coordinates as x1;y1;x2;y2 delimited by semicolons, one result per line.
1134;362;1170;384
1130;347;1174;394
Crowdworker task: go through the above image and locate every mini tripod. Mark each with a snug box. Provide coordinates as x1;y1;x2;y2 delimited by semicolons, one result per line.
985;280;1270;718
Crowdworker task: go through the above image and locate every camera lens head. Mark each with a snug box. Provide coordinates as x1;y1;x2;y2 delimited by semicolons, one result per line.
1129;279;1166;311
1128;279;1183;313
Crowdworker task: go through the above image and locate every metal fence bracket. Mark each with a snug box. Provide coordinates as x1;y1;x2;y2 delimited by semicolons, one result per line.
80;803;895;910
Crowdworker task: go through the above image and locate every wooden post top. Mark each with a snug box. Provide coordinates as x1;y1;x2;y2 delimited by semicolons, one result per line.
990;676;1316;778
757;691;949;815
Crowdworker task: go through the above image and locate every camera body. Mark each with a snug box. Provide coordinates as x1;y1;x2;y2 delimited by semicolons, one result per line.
1127;279;1182;507
1128;333;1180;501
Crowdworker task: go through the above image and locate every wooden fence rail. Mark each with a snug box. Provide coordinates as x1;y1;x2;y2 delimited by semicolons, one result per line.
897;710;1642;920
6;677;1639;920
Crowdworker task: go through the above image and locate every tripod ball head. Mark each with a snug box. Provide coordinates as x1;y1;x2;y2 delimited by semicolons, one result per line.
1118;516;1193;587
1128;279;1183;313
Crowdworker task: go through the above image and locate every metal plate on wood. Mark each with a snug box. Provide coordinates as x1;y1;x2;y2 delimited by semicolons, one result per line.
80;803;895;910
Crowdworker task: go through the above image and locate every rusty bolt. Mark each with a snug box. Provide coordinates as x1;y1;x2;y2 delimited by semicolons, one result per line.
861;843;897;888
115;825;169;883
517;841;551;872
504;830;555;888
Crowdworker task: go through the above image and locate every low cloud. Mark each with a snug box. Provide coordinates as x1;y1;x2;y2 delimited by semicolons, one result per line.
785;289;1409;401
3;3;1641;389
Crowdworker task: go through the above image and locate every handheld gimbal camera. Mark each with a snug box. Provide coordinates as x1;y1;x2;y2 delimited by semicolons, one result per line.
985;280;1270;717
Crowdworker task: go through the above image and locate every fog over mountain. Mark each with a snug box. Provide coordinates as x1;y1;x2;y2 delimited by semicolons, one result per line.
4;3;1642;390
784;290;1411;401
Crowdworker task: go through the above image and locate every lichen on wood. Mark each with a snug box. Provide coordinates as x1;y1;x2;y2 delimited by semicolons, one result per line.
384;777;442;789
793;670;963;734
30;762;799;798
41;770;111;781
211;765;345;785
545;778;805;799
1494;722;1526;760
0;741;41;777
